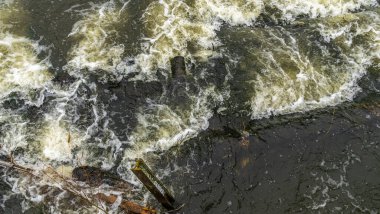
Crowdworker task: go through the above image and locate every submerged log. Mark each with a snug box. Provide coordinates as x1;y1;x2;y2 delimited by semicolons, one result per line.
72;166;132;190
170;56;186;78
0;159;152;213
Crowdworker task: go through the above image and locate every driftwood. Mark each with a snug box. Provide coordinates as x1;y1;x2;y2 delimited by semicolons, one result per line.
131;159;177;211
0;159;155;214
96;193;156;214
0;160;34;174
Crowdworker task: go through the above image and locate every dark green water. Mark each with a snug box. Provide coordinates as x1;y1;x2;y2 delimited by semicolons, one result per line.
0;0;379;213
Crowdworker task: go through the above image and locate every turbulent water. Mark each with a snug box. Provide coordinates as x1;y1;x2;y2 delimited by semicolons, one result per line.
0;0;379;213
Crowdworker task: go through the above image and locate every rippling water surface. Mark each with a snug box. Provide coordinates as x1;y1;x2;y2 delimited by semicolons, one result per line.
0;0;379;213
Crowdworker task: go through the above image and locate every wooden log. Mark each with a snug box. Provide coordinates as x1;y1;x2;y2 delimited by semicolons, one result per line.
0;159;153;213
96;193;156;214
131;159;176;210
72;166;132;190
0;160;34;174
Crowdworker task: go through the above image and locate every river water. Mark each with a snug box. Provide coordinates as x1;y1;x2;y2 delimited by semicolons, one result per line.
0;0;379;213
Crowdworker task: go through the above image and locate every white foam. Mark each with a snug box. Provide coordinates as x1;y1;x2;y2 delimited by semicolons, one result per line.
65;0;378;79
135;0;220;75
0;33;52;100
247;10;379;119
38;120;74;162
123;86;222;160
66;1;126;75
1;1;379;212
196;0;263;26
0;3;113;210
268;0;378;21
0;113;28;154
117;83;228;183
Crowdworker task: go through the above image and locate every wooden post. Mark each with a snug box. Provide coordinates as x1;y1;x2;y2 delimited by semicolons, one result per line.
170;56;186;78
131;159;176;210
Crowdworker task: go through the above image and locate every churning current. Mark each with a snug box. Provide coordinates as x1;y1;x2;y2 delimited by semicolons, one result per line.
0;0;379;213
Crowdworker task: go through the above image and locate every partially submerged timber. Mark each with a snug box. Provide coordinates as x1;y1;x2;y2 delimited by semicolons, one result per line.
0;0;379;213
0;154;184;213
0;157;157;213
131;159;178;211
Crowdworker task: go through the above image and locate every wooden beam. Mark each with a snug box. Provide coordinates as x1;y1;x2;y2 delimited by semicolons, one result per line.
131;158;176;210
